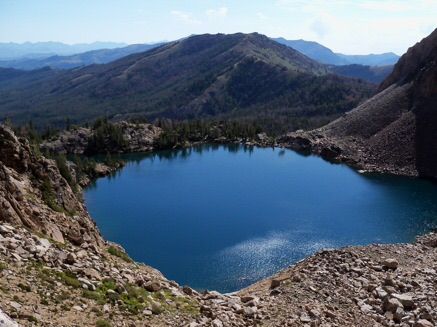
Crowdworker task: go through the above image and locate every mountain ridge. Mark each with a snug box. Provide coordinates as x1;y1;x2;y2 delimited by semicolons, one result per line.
336;52;399;66
0;41;129;60
329;64;394;83
0;37;396;84
0;33;374;133
272;37;400;66
0;43;161;70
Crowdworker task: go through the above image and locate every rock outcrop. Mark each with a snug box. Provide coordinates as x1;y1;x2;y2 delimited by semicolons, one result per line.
0;124;103;246
279;28;437;178
40;122;161;154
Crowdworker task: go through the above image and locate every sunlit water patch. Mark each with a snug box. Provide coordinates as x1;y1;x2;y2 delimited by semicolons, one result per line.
203;231;338;291
83;144;437;292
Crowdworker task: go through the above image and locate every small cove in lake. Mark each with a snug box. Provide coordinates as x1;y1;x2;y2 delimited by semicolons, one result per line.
83;144;437;293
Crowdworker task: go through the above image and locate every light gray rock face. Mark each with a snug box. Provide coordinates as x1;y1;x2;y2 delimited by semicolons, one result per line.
212;318;224;327
40;127;92;154
0;308;20;327
40;123;161;155
392;293;414;309
0;124;104;247
414;319;434;327
383;297;403;313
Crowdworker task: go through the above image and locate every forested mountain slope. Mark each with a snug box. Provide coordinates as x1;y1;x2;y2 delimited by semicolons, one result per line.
0;33;374;133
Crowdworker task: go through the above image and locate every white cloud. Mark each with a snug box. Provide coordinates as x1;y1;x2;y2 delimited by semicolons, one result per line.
309;16;330;39
256;12;268;20
275;0;304;12
420;21;436;35
171;10;201;24
276;0;348;12
206;7;228;19
276;0;304;6
359;1;414;11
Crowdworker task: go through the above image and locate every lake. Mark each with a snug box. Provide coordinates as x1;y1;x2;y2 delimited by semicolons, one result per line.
83;144;437;293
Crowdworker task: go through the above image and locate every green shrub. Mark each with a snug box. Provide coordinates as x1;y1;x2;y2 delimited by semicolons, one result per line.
106;292;120;302
40;177;64;212
96;319;112;327
27;316;38;323
91;307;103;316
107;246;132;263
54;291;70;303
17;283;31;292
54;153;77;192
60;304;70;311
56;271;81;288
82;289;102;301
98;278;116;293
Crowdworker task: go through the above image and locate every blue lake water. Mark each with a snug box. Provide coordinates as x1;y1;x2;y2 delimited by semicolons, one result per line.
83;144;437;293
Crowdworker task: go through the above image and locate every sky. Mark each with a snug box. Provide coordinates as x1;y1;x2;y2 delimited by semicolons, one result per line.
0;0;436;55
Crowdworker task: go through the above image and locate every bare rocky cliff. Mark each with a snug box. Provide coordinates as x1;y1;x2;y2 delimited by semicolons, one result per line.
0;125;103;246
279;28;437;178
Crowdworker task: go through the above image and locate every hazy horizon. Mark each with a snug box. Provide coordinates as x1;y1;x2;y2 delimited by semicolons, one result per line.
0;34;405;56
1;0;436;56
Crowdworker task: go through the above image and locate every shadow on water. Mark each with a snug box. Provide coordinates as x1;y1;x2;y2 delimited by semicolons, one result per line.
114;143;256;164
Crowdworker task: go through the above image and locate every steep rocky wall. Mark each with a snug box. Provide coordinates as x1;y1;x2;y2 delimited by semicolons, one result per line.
279;28;437;179
0;124;104;247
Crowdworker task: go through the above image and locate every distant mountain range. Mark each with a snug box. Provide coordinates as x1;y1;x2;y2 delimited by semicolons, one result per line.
0;33;374;132
0;41;129;60
0;37;395;83
1;38;400;69
272;38;400;66
0;44;161;70
335;53;400;66
329;64;394;84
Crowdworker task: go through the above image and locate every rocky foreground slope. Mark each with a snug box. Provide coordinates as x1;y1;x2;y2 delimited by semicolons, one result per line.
279;28;437;179
1;123;437;327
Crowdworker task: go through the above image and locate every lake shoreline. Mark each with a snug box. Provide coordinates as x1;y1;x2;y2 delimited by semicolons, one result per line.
83;144;437;293
40;120;434;187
